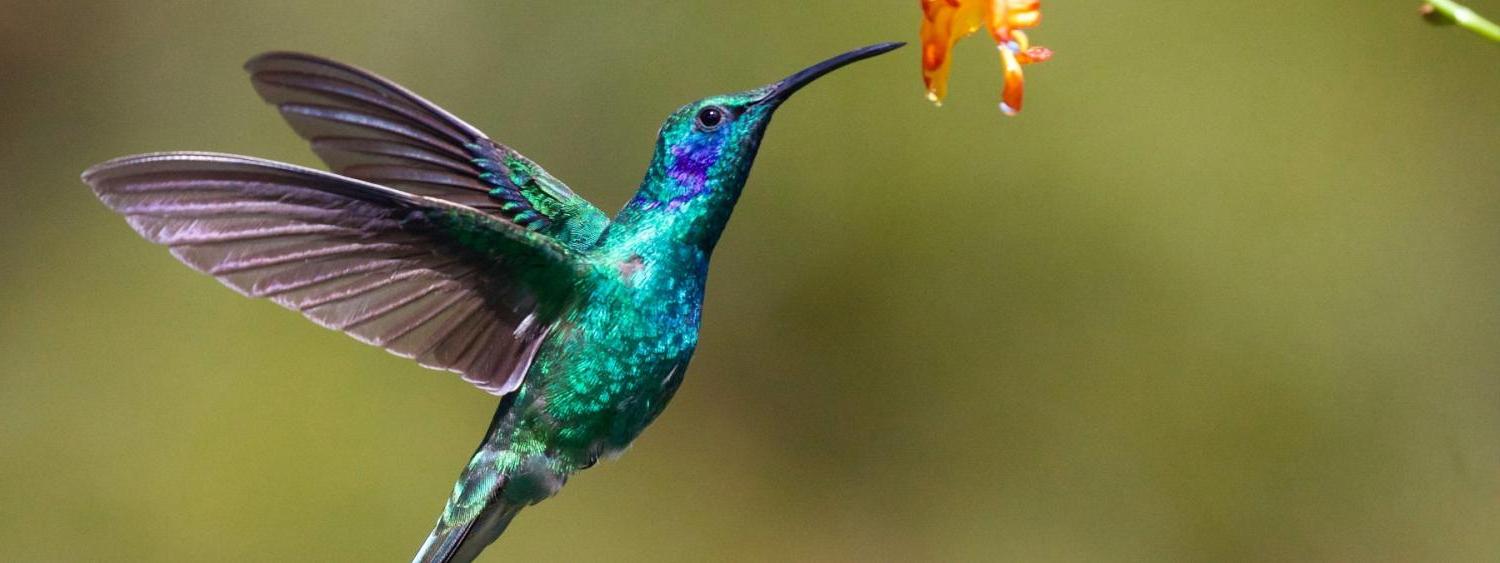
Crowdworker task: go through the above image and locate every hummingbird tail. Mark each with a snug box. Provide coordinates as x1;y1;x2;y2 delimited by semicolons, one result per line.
412;399;569;563
412;493;525;563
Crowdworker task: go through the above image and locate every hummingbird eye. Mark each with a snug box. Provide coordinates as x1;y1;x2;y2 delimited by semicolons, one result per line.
694;106;727;131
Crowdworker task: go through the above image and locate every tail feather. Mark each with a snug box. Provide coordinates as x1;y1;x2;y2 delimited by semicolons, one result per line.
412;445;518;563
413;395;567;562
412;496;524;563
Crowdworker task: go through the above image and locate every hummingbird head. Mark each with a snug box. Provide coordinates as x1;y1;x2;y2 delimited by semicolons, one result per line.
615;42;903;251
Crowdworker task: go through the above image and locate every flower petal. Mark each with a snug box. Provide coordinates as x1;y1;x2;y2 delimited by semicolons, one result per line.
919;0;1051;114
920;0;985;104
1002;0;1043;30
998;44;1024;116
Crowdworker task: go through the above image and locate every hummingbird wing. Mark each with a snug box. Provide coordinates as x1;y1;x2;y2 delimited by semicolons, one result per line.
244;52;610;251
83;152;583;396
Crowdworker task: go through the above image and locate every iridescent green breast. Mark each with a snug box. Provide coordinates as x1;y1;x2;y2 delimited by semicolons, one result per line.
522;247;705;461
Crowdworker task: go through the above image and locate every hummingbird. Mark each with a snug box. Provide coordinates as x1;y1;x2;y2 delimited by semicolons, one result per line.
82;41;902;561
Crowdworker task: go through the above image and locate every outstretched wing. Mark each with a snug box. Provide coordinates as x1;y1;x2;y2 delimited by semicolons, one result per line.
244;52;610;251
83;152;584;396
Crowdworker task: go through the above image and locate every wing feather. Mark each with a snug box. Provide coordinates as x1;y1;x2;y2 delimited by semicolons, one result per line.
83;152;580;396
245;52;611;250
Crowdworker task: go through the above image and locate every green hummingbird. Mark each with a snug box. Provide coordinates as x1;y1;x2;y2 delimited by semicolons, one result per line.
82;41;902;561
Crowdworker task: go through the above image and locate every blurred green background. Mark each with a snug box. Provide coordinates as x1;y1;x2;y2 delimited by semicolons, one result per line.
3;1;1499;561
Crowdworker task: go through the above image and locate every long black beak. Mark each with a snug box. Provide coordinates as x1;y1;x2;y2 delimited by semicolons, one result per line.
755;42;905;106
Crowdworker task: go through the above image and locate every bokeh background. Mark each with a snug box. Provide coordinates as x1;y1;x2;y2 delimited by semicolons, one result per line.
3;1;1500;561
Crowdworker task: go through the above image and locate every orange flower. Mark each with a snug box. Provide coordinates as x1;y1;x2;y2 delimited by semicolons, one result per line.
920;0;1053;115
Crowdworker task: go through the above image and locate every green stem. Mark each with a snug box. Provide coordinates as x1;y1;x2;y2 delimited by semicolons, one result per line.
1425;0;1500;42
